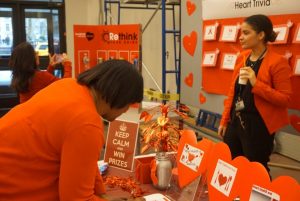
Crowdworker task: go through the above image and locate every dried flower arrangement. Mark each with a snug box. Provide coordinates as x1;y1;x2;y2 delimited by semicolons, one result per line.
139;104;189;153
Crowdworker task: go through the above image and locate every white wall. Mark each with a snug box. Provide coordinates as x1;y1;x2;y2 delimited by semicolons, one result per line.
65;0;100;77
65;0;179;94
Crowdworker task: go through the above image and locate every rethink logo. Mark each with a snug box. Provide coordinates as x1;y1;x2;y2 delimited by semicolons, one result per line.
102;30;138;44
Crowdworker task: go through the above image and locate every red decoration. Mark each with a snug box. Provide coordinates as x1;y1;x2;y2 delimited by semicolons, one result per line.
183;31;197;56
199;93;207;104
184;72;194;87
103;176;144;198
186;0;196;16
140;104;189;153
289;114;300;133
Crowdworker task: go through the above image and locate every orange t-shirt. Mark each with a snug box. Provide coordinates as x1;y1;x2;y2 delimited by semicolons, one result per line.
0;78;106;201
19;61;72;103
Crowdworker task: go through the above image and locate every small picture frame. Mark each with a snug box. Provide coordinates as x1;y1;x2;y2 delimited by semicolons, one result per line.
293;56;300;76
272;24;289;44
221;53;238;70
203;24;217;41
292;23;300;44
219;25;239;42
202;51;218;67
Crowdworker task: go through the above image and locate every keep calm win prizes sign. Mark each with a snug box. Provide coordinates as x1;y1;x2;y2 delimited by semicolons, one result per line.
104;119;139;171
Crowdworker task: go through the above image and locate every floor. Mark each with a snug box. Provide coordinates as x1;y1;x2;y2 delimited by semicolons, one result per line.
269;153;300;183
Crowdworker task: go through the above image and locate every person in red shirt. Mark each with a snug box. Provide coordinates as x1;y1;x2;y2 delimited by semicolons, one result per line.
9;42;72;103
0;59;144;200
218;15;292;174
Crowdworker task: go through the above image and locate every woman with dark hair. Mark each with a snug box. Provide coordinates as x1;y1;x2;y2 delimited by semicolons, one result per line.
218;14;292;173
9;42;72;103
0;59;144;200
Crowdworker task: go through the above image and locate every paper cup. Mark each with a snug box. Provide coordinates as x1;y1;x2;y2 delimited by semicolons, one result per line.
238;68;248;85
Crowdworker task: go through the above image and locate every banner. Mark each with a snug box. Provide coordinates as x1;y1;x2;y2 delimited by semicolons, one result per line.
73;24;142;76
202;0;300;20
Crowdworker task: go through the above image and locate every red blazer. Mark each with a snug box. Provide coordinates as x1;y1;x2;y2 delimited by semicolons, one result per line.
220;50;292;134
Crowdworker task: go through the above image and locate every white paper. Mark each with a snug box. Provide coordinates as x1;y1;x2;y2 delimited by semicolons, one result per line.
220;25;238;42
294;58;300;75
273;26;288;41
143;193;171;201
203;52;217;66
249;185;280;201
204;25;217;40
222;54;238;70
210;159;237;197
179;144;204;172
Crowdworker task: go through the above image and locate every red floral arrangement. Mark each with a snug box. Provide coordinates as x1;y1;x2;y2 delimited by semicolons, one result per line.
139;104;189;153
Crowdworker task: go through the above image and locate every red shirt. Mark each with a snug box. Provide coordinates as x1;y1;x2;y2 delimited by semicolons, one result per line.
19;61;72;103
0;79;106;201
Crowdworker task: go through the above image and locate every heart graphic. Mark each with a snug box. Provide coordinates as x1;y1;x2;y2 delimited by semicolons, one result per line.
176;130;214;188
289;114;300;133
184;73;193;87
183;31;197;56
207;144;300;201
86;32;94;41
199;93;206;104
218;174;227;186
186;0;196;16
238;158;300;201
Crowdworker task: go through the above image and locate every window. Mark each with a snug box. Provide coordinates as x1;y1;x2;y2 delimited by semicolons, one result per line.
0;0;65;70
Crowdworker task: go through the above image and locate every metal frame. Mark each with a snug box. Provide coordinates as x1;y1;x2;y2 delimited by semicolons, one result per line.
104;0;181;103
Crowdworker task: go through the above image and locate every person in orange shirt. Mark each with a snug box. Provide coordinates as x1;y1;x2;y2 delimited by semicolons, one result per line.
218;14;292;173
0;59;144;201
9;42;72;103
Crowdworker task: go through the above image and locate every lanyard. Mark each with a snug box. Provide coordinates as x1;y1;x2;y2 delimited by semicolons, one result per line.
237;48;267;98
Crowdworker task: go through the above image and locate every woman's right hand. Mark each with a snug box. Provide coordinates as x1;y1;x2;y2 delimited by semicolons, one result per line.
218;126;227;138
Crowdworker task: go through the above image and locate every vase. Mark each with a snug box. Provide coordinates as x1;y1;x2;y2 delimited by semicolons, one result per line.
153;152;172;190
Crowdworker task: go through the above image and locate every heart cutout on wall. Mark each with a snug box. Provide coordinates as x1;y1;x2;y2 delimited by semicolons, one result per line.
186;0;196;16
184;73;193;87
289;114;300;133
86;32;95;41
199;93;207;104
176;130;214;188
183;31;197;56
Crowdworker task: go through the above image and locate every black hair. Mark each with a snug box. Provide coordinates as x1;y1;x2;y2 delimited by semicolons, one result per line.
77;59;144;109
244;14;277;43
9;42;38;92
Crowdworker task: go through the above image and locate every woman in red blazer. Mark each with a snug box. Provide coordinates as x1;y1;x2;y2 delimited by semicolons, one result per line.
9;42;72;103
218;14;292;173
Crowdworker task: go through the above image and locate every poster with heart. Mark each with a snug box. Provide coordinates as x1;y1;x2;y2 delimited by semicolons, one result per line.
179;144;204;172
74;24;141;76
210;159;237;197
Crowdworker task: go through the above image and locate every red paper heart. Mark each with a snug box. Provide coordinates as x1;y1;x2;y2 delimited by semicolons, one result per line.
289;114;300;133
176;130;214;188
238;157;300;201
199;93;206;104
183;31;197;56
184;73;193;87
186;0;196;16
218;174;227;186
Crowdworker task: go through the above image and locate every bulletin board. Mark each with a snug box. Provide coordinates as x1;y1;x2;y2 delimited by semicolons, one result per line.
202;14;300;110
73;24;142;76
